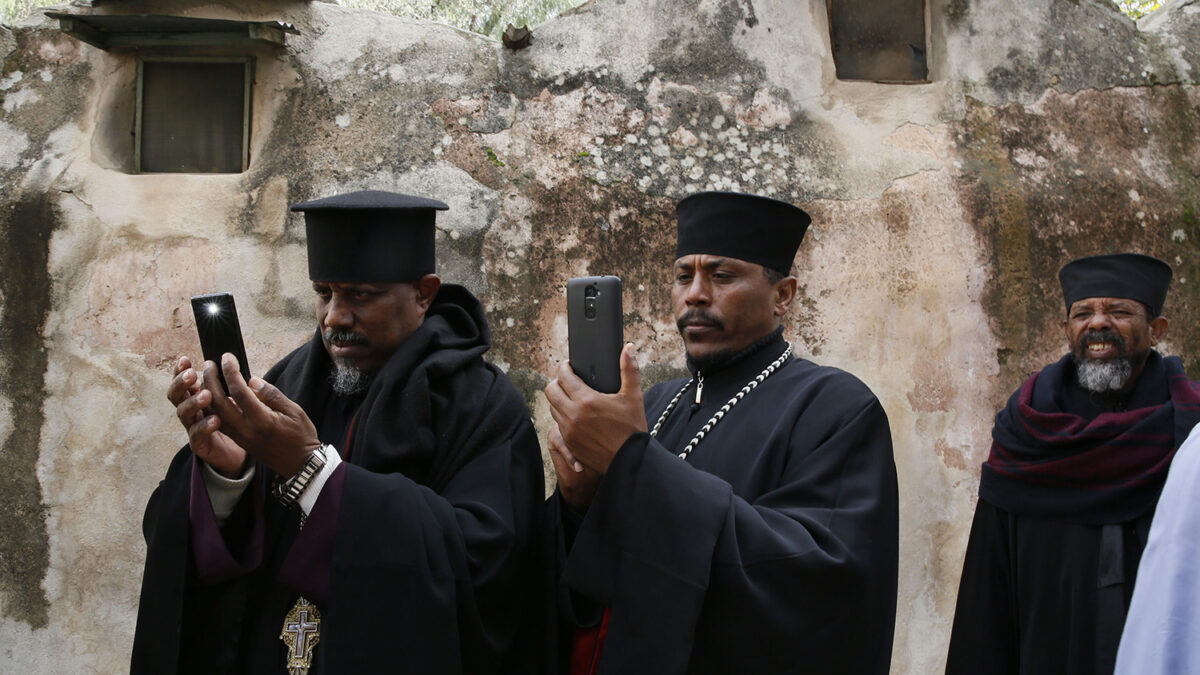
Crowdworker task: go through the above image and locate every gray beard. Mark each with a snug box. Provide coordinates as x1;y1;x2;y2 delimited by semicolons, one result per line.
330;360;372;396
1075;357;1133;393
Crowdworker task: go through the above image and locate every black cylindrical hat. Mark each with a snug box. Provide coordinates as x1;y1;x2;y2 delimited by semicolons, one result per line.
675;191;811;275
290;190;448;282
1058;253;1172;317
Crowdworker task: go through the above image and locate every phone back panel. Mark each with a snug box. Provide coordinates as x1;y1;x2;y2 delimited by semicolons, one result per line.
567;276;623;394
191;292;251;386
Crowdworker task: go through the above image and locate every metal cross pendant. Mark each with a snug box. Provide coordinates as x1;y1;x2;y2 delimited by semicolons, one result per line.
280;596;321;675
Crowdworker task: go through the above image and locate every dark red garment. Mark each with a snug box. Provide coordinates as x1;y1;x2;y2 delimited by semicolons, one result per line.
568;607;611;675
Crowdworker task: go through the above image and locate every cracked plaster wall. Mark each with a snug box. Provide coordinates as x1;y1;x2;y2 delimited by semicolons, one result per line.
0;0;1198;672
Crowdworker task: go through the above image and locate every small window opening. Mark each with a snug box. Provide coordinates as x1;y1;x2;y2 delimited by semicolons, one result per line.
827;0;928;83
135;57;253;173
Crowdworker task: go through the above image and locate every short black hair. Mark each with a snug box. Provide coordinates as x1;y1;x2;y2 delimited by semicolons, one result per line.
764;266;787;285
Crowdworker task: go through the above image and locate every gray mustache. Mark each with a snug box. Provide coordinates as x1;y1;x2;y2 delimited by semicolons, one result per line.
324;329;368;346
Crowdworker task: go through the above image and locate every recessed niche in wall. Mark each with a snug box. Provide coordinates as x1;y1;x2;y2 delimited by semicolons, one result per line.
827;0;928;83
136;58;252;173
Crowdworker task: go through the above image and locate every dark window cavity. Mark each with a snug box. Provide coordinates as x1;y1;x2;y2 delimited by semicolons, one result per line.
827;0;928;83
136;58;253;173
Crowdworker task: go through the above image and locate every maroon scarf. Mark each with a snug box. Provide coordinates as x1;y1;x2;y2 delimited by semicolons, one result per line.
980;352;1200;524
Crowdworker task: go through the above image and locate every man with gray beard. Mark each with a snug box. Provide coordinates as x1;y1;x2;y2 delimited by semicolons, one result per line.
132;190;545;674
946;253;1200;675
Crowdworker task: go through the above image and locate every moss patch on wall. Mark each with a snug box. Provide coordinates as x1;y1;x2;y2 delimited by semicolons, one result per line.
958;86;1200;393
0;191;57;629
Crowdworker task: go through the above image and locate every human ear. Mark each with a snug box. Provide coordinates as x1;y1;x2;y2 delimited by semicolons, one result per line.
774;277;798;316
415;274;441;311
1149;316;1168;345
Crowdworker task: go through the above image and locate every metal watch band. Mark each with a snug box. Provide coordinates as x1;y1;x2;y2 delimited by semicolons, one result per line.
274;445;329;507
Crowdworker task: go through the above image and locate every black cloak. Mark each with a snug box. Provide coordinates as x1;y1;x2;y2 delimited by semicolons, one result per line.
946;352;1200;675
131;284;545;674
552;331;899;674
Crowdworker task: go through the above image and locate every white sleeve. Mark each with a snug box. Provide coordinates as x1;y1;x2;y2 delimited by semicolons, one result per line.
297;445;343;517
1115;423;1200;675
200;461;256;524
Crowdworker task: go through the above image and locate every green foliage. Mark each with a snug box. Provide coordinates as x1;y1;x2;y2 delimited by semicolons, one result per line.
1115;0;1164;19
1;0;55;26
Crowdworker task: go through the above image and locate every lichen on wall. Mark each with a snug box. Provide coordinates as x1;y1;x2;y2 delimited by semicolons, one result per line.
957;85;1200;388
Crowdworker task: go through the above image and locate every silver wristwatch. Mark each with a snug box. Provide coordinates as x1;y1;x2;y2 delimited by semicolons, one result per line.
273;445;329;507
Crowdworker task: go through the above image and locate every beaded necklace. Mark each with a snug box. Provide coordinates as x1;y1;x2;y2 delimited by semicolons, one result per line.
649;343;792;461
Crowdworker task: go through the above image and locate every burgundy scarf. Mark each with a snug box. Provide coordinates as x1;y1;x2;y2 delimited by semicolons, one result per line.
980;353;1200;524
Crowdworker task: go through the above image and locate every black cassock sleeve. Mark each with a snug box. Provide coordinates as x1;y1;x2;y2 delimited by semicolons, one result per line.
322;420;544;674
131;416;545;675
560;375;898;674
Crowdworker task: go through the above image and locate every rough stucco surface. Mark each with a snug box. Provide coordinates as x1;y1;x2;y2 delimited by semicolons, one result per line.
0;0;1198;672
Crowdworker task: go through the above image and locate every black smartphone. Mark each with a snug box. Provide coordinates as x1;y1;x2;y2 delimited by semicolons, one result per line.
191;292;251;396
567;276;623;394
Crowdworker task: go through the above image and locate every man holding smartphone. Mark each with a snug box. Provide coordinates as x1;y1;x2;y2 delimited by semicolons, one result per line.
132;191;545;674
544;191;899;674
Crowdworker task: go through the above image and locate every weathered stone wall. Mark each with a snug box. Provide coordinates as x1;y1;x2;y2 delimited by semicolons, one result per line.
1;0;1197;671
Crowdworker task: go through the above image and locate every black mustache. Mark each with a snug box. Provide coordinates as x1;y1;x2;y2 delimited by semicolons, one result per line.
323;329;368;346
1076;329;1127;355
677;309;725;332
1083;329;1123;346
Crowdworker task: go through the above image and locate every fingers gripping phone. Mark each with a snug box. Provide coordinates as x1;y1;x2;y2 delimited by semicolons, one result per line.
191;292;251;396
567;276;623;394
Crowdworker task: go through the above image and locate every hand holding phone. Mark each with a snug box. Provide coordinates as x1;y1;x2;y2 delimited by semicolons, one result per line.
567;276;623;394
191;292;251;396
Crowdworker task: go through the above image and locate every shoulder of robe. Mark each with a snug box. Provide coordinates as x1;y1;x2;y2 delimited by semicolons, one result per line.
783;358;883;411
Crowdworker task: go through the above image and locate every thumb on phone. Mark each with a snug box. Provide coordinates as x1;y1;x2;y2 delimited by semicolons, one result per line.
618;343;641;396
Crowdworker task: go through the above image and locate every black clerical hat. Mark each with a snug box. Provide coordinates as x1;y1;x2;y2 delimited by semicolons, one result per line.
1058;253;1172;317
290;190;448;282
675;191;811;275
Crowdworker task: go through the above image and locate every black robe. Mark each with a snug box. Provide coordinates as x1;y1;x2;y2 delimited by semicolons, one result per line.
131;284;546;674
554;331;899;674
946;352;1200;675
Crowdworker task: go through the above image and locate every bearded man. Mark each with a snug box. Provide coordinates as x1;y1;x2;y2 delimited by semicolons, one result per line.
131;191;544;674
544;191;899;674
946;253;1200;675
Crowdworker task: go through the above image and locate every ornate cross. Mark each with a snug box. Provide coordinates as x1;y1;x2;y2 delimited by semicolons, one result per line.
281;596;321;675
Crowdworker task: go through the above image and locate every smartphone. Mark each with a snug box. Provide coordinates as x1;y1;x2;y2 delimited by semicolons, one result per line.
191;292;251;396
567;276;623;394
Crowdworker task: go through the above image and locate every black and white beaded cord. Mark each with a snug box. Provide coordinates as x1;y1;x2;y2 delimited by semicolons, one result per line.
649;343;793;461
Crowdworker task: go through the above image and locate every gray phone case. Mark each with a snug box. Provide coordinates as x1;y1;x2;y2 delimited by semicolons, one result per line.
567;276;623;394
